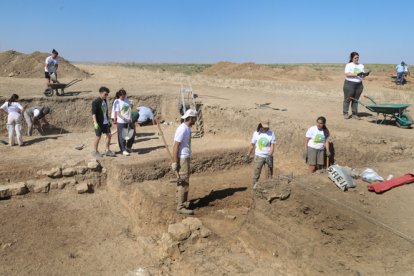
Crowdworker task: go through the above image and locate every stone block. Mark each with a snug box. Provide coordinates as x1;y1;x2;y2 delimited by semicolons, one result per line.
28;181;50;193
62;168;76;177
76;166;88;175
168;222;191;241
0;182;28;198
50;181;59;190
182;217;203;231
76;182;89;194
47;167;62;178
87;160;101;171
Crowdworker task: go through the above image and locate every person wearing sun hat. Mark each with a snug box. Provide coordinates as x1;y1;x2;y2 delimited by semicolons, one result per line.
244;117;276;190
171;109;197;215
24;106;51;136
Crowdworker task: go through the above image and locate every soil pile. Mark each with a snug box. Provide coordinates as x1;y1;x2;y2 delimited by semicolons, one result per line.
202;61;281;80
202;61;332;81
0;50;90;79
283;65;332;81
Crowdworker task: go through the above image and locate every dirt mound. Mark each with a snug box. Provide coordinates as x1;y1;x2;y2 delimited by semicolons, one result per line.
0;50;90;79
202;61;281;80
202;62;331;81
284;65;331;81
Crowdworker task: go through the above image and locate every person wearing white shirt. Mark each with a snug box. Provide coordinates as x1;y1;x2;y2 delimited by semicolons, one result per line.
44;49;59;88
171;109;197;215
244;118;276;190
304;117;330;173
343;52;369;120
0;94;24;146
114;89;133;156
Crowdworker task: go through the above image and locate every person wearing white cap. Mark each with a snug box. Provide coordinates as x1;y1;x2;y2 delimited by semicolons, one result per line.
23;106;50;136
244;118;276;190
171;109;197;215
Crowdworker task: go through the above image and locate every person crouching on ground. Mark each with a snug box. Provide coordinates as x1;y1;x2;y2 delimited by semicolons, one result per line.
1;94;24;146
114;89;134;156
171;109;198;215
24;106;50;136
136;105;155;126
304;116;330;173
244;118;276;191
91;86;116;157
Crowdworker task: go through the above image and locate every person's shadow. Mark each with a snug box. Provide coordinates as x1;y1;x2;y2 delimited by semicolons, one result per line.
134;145;165;154
190;187;247;209
24;135;62;146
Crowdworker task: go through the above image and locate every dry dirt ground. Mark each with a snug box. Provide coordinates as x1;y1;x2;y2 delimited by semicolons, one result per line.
1;62;414;275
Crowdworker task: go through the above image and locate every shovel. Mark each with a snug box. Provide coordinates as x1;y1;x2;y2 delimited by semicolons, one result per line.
121;124;134;141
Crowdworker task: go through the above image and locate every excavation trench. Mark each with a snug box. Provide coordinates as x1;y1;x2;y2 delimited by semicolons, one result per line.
1;94;414;275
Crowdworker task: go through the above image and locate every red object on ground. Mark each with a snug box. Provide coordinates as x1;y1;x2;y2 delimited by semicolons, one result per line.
368;174;414;193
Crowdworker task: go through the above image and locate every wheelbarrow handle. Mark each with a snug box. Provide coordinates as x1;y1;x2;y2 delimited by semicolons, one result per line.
363;95;377;105
349;97;367;107
64;79;82;88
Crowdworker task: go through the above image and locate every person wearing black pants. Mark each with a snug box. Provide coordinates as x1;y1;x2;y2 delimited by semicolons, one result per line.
343;52;369;120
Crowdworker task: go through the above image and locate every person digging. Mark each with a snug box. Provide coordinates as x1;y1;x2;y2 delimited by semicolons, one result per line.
171;109;197;215
24;106;51;136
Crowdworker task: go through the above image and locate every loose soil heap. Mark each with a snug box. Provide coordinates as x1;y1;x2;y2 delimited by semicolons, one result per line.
201;61;330;81
0;50;90;79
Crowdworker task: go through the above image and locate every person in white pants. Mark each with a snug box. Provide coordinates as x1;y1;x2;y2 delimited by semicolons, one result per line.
1;94;24;146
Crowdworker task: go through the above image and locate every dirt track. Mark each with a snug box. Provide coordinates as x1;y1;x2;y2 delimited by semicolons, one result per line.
1;62;414;275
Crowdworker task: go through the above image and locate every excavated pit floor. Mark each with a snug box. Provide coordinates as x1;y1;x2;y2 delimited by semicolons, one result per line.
1;92;414;275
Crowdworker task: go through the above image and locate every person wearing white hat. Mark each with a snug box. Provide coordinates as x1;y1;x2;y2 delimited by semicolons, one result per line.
244;118;276;190
23;106;51;136
171;109;197;215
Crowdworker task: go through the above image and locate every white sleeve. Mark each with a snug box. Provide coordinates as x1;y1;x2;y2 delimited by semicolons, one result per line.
16;103;23;110
250;131;257;144
344;63;352;73
271;131;276;144
305;127;314;138
360;64;365;73
1;102;8;111
113;101;120;112
174;126;185;143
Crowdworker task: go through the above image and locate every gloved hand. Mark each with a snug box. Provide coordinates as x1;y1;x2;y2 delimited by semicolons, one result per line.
94;122;100;130
171;162;178;172
243;155;250;164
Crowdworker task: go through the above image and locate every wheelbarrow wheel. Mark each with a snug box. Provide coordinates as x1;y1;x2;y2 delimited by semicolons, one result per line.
396;112;412;128
44;88;54;97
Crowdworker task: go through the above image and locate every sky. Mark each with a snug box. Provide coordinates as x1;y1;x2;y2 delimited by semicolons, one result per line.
0;0;413;64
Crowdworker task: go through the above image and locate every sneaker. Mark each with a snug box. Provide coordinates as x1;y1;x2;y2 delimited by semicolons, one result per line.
122;150;130;156
176;207;194;215
92;151;103;158
105;150;116;157
343;114;350;120
351;115;361;120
